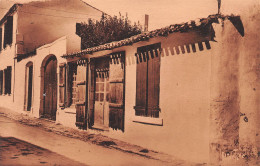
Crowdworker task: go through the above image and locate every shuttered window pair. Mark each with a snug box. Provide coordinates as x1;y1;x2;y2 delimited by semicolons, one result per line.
59;62;87;129
135;43;161;118
59;62;80;108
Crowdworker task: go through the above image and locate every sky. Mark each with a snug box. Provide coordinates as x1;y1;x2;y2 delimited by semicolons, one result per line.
0;0;259;30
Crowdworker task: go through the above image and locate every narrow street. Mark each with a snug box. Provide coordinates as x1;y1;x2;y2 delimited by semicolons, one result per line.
0;115;174;166
0;136;85;166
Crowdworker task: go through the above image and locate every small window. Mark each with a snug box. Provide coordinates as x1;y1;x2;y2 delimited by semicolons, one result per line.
0;70;3;95
24;62;33;111
134;43;161;118
66;62;77;107
59;62;79;108
0;28;2;51
4;66;12;95
3;16;13;48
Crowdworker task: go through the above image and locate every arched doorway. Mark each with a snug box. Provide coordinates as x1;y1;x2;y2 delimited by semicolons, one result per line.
40;55;57;120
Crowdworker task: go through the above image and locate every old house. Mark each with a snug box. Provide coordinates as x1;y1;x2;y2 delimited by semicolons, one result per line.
0;1;102;120
0;0;259;165
61;8;259;164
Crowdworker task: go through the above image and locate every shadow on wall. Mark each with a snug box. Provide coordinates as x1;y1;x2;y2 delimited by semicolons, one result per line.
124;40;213;67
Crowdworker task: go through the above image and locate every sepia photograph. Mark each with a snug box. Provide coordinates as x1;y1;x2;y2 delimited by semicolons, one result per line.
0;0;259;165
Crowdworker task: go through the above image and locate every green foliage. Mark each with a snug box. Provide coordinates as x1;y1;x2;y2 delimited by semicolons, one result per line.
76;13;142;49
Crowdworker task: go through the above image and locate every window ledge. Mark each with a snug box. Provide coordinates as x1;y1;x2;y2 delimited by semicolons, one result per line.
132;116;163;126
63;108;76;114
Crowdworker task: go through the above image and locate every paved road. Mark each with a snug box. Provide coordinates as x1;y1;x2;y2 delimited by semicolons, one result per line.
0;136;85;166
0;116;168;166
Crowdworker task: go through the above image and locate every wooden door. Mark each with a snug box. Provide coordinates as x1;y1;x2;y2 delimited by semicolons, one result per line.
94;70;109;129
93;57;110;129
43;57;57;120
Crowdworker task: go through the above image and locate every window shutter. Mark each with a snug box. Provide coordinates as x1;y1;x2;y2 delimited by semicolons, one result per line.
109;52;125;131
59;63;66;108
0;28;2;51
4;16;13;48
135;43;161;118
147;45;161;118
75;63;87;129
65;63;73;107
0;70;3;95
135;50;148;116
4;66;12;94
88;59;95;128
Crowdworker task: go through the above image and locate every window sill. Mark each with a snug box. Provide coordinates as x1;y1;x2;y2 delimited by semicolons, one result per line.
63;107;76;114
132;116;163;126
1;94;12;96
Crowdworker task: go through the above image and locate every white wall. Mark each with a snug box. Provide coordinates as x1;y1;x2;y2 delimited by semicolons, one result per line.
79;30;216;163
0;12;18;110
13;36;67;118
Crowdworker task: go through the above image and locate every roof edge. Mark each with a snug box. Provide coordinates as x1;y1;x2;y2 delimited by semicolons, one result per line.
62;14;240;59
0;3;22;25
79;0;109;16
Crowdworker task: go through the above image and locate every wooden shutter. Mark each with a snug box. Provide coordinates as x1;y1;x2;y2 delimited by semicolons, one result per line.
109;52;125;131
147;44;161;117
59;63;66;108
88;59;95;128
75;63;87;129
135;49;148;116
4;16;13;48
65;63;72;107
135;43;161;117
0;70;3;95
4;66;12;94
0;28;2;51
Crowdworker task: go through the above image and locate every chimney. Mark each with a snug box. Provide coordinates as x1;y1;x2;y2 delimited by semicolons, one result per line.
144;14;149;32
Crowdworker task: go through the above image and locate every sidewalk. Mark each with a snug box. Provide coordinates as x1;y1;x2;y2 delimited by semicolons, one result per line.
0;107;204;166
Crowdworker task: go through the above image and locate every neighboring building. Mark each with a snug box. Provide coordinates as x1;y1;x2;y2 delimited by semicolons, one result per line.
0;0;103;117
61;9;259;165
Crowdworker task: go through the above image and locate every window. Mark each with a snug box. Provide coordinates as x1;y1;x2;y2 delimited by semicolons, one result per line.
0;28;2;51
59;63;66;108
24;62;33;111
67;62;77;107
4;66;12;95
59;62;78;108
0;70;3;95
134;43;161;118
4;16;13;48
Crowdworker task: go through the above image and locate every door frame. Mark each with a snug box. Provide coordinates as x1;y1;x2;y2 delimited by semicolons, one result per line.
39;54;57;119
92;57;110;130
88;52;126;131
